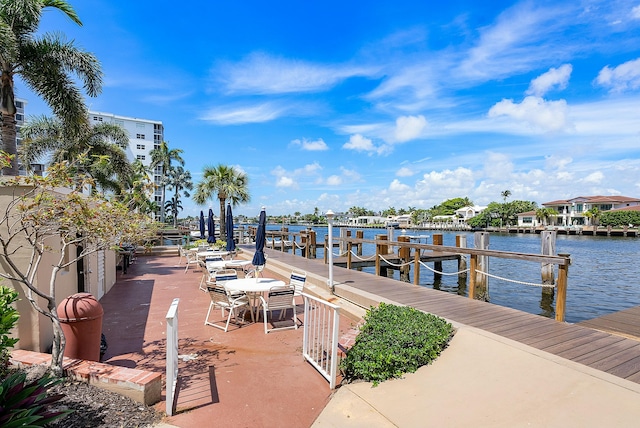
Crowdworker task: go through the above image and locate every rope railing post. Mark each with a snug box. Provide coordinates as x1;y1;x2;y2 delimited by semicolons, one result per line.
469;254;477;299
556;254;570;322
414;248;420;285
347;242;352;269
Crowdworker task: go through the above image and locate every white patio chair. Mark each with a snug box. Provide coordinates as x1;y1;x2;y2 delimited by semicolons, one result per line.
258;285;297;334
204;285;251;332
184;249;200;273
289;270;307;299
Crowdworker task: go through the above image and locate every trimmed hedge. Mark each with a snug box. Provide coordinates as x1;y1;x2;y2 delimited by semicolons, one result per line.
340;303;454;385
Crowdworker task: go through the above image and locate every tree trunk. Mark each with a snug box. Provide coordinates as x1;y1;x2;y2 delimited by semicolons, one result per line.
48;302;66;377
219;197;226;242
1;110;18;176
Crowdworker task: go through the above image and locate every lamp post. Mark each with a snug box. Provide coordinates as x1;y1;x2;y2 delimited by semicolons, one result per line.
326;210;335;293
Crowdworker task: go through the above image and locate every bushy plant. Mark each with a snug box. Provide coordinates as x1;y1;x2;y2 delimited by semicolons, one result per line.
340;303;454;385
0;286;19;377
0;371;71;427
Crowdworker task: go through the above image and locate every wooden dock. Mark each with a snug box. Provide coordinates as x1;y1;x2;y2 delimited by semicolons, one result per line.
577;306;640;341
253;245;640;386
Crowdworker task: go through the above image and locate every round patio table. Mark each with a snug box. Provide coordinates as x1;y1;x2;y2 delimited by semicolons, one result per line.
225;278;285;320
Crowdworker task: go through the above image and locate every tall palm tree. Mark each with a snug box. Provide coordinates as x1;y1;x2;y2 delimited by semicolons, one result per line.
501;190;512;203
166;165;193;227
193;164;250;242
0;0;102;175
19;115;132;193
150;141;184;223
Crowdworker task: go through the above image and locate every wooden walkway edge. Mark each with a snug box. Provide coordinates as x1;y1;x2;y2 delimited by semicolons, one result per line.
251;245;640;386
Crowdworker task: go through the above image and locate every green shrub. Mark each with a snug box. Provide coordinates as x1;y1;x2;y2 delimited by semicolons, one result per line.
0;371;71;427
0;286;19;377
340;303;454;385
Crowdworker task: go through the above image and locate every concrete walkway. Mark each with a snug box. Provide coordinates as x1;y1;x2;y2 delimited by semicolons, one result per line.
313;325;640;427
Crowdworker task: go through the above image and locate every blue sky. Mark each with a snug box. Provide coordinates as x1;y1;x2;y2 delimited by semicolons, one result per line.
15;0;640;217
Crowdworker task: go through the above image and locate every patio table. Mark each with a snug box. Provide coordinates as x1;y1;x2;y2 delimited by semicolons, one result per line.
225;278;285;320
197;250;230;260
225;260;252;273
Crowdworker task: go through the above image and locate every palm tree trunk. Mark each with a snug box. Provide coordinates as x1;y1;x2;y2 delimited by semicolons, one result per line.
1;112;18;176
219;197;226;242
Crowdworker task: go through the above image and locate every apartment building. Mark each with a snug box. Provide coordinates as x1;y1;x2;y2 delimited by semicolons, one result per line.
88;111;164;218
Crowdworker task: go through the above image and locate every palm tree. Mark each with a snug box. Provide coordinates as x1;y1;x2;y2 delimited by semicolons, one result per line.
501;190;512;203
0;0;102;175
585;206;601;228
19;115;132;193
165;166;193;227
193;164;250;242
150;141;184;223
120;160;155;215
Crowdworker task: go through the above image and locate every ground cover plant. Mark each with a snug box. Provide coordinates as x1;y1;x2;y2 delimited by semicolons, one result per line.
340;303;454;385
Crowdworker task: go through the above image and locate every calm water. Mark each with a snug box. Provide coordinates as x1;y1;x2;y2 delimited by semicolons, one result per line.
265;225;640;323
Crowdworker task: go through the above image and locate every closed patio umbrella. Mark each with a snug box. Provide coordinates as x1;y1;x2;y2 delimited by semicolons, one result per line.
199;210;205;239
207;208;216;244
226;204;236;252
252;208;266;268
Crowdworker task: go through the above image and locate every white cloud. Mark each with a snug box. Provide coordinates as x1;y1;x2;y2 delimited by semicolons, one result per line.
216;52;375;94
343;134;375;152
389;179;411;193
526;64;572;97
582;171;604;184
394;115;427;142
276;176;295;188
290;138;329;151
396;167;414;177
632;5;640;19
326;175;342;186
200;102;286;125
488;96;571;132
596;58;640;92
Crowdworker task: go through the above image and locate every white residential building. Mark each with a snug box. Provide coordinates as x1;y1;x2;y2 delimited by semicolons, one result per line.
542;196;640;226
455;205;487;223
89;111;165;218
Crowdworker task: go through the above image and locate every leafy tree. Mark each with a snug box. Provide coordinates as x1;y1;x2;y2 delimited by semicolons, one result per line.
584;206;601;227
600;210;640;227
193;164;250;242
120;160;156;216
381;207;397;217
535;207;558;226
150;141;184;223
0;0;102;175
0;151;152;376
502;200;537;226
19;115;132;194
165;166;192;227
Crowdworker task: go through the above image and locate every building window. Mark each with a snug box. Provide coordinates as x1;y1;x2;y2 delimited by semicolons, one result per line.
136;155;145;160
522;217;533;224
15;113;23;122
93;116;103;122
575;204;583;213
136;144;145;150
136;133;146;139
15;101;23;109
599;204;612;211
154;166;163;175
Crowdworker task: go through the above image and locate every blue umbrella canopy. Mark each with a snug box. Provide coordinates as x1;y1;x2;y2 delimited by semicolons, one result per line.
226;204;236;252
199;210;205;239
207;208;216;243
252;208;266;267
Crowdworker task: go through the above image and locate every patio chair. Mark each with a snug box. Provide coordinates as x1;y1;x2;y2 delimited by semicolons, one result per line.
204;286;251;332
258;285;297;334
184;249;200;273
198;260;215;291
289;270;307;299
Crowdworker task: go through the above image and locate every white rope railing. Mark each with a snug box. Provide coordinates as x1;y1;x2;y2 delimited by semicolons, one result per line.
348;250;377;261
418;260;470;276
476;269;554;288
